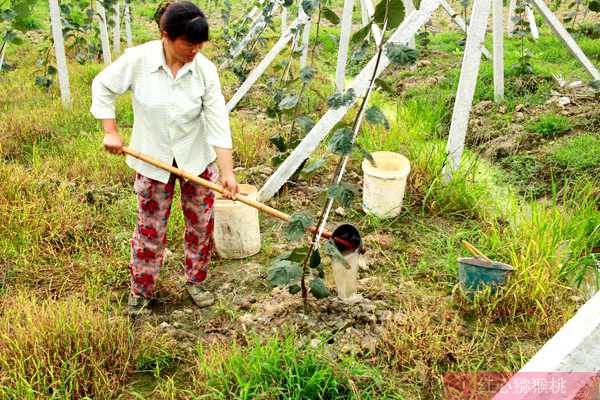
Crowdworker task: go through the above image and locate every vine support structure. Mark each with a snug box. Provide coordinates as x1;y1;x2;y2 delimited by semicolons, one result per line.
48;0;72;107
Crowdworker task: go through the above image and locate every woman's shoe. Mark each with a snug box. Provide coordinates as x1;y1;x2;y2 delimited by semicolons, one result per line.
186;284;215;308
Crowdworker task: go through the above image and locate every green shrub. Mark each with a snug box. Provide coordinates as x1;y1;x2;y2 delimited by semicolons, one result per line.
526;113;572;137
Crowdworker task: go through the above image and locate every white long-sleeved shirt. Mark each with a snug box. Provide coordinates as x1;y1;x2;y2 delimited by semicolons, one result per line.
90;40;232;183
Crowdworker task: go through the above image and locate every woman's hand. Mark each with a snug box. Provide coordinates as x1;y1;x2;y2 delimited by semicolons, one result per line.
221;173;239;200
103;131;124;154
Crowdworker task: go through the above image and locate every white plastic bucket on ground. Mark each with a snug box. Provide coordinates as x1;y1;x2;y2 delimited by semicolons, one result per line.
214;184;261;259
361;151;411;218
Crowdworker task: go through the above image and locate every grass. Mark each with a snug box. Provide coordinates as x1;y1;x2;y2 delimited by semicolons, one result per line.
549;133;600;172
526;113;573;137
0;293;135;399
190;334;389;399
1;0;600;398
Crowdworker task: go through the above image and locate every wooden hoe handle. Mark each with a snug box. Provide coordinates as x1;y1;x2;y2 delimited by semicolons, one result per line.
121;146;336;241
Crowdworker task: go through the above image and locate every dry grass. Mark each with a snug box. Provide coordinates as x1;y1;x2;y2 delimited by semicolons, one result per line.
0;293;135;398
378;299;535;397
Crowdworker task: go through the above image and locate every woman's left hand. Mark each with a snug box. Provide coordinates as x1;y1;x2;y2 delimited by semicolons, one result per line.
221;173;239;200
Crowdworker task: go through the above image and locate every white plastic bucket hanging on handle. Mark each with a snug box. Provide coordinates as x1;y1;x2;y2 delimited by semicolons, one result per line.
361;151;411;218
214;184;261;259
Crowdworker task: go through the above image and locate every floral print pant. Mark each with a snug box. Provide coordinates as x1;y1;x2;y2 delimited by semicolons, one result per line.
129;162;218;298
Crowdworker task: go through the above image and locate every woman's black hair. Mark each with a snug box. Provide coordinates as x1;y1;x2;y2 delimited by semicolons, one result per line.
154;1;209;44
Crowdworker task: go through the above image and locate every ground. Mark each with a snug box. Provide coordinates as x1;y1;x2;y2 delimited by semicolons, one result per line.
0;0;599;399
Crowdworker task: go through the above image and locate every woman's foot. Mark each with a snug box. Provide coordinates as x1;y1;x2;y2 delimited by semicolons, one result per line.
127;292;152;316
186;284;215;308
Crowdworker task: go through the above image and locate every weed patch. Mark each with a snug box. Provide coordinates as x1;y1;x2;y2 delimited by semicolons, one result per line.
526;113;573;137
0;294;134;399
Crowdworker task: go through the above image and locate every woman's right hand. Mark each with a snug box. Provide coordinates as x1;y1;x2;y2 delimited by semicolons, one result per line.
103;131;124;154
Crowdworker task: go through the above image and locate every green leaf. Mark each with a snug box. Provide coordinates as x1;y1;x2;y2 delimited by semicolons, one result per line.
285;212;314;242
351;23;372;45
299;66;315;83
327;183;358;208
296;116;315;132
279;95;299;110
310;249;321;268
323;239;350;267
321;7;340;24
272;154;287;167
269;135;287;152
327;88;355;109
0;10;16;22
301;157;326;175
309;277;330;299
328;127;353;155
288;246;309;263
288;284;302;294
267;260;302;287
47;65;58;75
356;143;376;166
302;0;317;15
373;0;405;30
385;43;418;66
365;105;390;129
591;80;600;90
589;0;600;11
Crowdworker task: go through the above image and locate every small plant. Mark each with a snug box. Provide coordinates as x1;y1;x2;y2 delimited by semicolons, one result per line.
526;113;573;137
267;0;415;306
511;0;534;76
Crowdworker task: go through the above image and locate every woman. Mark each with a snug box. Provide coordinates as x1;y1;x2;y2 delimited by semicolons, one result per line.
90;1;238;316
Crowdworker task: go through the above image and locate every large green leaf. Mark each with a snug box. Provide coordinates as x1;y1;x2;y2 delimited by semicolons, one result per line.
321;7;340;24
299;66;315;83
269;135;287;152
373;0;405;30
285;212;314;242
302;0;318;15
288;284;302;294
267;260;302;287
301;157;326;175
385;43;418;66
351;23;372;45
327;88;355;109
310;249;321;269
328;127;353;155
279;95;299;110
327;183;358;207
309;277;331;299
296;116;315;132
589;0;600;12
365;105;390;129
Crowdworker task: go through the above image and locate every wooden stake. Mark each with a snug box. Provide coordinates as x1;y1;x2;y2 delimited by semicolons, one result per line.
335;0;354;92
531;0;600;80
49;0;71;107
444;0;491;179
96;1;112;64
124;0;132;48
112;0;121;55
493;0;504;101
